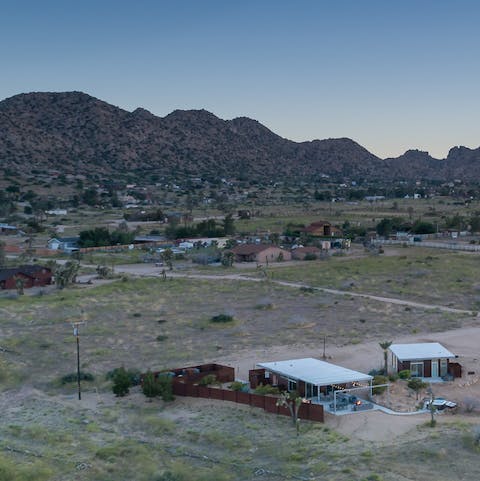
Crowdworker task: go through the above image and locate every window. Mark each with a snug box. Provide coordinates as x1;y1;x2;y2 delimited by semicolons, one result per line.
410;362;424;378
288;379;297;392
440;359;448;377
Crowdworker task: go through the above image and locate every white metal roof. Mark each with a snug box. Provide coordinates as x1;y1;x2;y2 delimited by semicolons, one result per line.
257;358;373;386
389;343;455;361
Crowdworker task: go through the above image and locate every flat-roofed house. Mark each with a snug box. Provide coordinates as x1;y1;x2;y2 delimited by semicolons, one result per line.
388;342;460;379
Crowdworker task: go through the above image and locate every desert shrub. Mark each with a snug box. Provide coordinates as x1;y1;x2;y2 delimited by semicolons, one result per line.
142;370;174;401
229;381;247;391
156;335;168;341
372;375;388;395
299;286;315;293
362;475;384;481
106;367;141;386
111;367;132;397
210;314;234;323
199;374;218;386
408;378;427;399
254;383;280;395
398;369;411;379
158;373;174;401
388;373;399;382
142;370;162;398
61;371;94;384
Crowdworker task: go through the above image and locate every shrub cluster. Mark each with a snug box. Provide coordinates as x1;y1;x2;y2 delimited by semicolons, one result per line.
61;371;95;384
210;314;234;323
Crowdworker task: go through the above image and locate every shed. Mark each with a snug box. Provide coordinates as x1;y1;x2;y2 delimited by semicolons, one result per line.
388;343;458;379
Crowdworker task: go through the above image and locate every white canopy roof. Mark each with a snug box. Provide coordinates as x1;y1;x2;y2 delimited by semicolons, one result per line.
257;358;373;386
389;343;455;361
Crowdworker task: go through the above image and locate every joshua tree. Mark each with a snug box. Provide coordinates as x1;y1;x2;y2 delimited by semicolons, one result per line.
161;248;174;271
379;341;392;375
276;391;302;434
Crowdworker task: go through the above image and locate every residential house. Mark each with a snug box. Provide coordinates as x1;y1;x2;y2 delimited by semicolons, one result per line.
303;221;343;237
230;244;291;263
0;223;19;235
252;358;373;403
388;343;461;379
0;265;53;290
47;237;80;252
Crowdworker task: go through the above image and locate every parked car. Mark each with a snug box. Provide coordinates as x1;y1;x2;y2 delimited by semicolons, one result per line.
424;397;457;410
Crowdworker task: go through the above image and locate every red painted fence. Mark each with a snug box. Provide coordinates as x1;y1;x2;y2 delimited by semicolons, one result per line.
172;382;324;423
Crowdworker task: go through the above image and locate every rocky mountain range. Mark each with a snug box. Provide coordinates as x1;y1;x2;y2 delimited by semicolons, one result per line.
0;91;479;184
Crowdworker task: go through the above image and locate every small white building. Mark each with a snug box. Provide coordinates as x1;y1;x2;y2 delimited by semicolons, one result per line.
388;343;458;379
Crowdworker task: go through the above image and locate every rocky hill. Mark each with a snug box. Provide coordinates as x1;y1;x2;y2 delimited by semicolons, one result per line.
0;91;478;183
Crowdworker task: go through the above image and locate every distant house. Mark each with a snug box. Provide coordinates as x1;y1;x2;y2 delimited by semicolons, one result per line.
47;237;80;252
0;223;19;235
230;244;291;263
45;209;68;215
0;265;53;290
388;343;461;379
291;246;322;260
303;221;343;238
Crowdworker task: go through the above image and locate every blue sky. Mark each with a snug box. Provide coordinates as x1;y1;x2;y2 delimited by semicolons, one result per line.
1;0;479;158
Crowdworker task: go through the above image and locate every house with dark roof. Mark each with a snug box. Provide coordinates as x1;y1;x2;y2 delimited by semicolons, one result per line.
230;244;291;263
303;221;343;237
0;265;53;290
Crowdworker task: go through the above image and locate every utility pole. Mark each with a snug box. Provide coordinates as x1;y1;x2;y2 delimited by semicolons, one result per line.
72;321;85;400
322;335;327;360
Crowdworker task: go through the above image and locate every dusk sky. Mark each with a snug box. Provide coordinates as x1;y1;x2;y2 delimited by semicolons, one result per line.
1;0;479;159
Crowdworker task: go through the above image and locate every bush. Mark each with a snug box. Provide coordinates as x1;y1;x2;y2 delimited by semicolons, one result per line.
372;375;388;395
228;381;247;391
254;383;280;395
111;367;132;397
142;370;174;401
388;373;399;382
210;314;234;323
142;370;162;398
199;374;218;386
407;378;427;399
304;253;317;261
61;371;95;384
106;367;141;386
398;369;411;380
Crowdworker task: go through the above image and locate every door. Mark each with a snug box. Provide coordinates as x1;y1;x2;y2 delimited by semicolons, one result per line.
431;359;439;378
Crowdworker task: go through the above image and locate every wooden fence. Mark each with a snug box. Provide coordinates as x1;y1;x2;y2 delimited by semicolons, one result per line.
172;382;324;423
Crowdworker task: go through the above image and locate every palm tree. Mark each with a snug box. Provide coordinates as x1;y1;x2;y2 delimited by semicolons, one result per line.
379;341;392;375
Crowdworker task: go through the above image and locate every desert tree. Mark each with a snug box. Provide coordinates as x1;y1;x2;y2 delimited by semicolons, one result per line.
408;377;427;400
276;391;302;435
161;248;174;270
14;276;25;295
